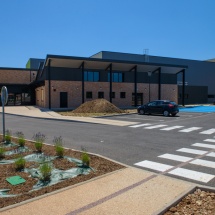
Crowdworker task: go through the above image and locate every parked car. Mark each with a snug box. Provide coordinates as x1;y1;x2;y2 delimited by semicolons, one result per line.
137;100;179;117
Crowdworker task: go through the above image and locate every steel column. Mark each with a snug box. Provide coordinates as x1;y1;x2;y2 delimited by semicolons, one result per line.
109;64;112;103
182;69;185;106
134;66;137;107
48;59;51;109
158;67;161;100
81;62;85;104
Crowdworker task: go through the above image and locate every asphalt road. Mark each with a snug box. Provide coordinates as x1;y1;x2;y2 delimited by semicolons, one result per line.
1;111;215;187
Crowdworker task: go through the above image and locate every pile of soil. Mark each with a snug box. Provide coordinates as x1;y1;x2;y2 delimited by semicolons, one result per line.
72;99;125;114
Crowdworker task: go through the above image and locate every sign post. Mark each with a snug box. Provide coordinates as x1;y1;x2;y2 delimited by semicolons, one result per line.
1;86;8;142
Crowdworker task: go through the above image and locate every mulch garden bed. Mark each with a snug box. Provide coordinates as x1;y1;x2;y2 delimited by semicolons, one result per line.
0;136;125;209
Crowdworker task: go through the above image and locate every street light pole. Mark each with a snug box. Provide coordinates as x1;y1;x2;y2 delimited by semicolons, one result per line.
148;71;152;102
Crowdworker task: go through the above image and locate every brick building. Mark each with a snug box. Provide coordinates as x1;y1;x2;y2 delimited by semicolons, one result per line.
0;52;188;109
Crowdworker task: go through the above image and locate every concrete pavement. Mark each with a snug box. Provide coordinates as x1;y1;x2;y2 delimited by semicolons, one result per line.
0;106;207;214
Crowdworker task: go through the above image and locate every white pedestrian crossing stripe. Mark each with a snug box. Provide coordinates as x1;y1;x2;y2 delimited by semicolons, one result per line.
134;160;172;172
169;168;214;183
192;143;215;149
177;148;215;157
191;159;215;169
144;125;167;129
177;148;207;155
129;124;215;135
160;125;184;131
204;139;215;143
134;159;215;183
159;153;215;169
179;127;202;132
200;129;215;135
158;153;192;162
129;123;151;128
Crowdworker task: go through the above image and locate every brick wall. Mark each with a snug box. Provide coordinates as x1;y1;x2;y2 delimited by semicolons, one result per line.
0;69;37;84
39;81;178;109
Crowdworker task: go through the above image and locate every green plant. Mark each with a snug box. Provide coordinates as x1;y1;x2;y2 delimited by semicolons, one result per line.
14;157;26;171
0;147;5;159
53;136;64;157
32;132;46;152
81;148;90;167
16;131;25;147
5;130;12;144
39;162;52;181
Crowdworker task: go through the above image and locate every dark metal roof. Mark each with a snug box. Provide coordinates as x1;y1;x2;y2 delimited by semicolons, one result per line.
44;54;188;74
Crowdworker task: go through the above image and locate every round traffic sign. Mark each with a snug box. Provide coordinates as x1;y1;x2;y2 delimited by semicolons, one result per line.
1;86;8;105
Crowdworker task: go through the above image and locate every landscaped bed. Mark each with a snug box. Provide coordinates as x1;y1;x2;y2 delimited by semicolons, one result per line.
0;133;125;209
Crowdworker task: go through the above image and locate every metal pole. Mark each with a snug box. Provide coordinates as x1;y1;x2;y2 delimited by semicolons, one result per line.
2;102;5;142
149;76;151;102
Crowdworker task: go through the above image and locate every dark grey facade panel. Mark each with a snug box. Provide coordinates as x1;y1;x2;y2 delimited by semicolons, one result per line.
41;66;177;84
178;86;208;104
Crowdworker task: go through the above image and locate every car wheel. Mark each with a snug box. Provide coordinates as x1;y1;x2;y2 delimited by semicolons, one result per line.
139;109;145;115
163;110;169;117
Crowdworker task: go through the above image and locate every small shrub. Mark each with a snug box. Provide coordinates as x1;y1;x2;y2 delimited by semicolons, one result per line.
53;136;64;158
5;130;12;144
39;162;52;181
16;131;25;147
32;132;46;152
0;147;5;159
81;148;90;167
14;157;26;171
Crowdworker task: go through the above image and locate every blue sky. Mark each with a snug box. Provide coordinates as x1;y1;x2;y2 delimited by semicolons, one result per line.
0;0;214;68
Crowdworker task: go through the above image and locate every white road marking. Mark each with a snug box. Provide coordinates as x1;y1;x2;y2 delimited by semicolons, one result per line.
200;129;215;135
192;143;215;149
134;160;172;172
177;148;207;155
208;152;215;157
191;159;215;168
158;153;192;162
169;168;214;183
160;126;184;131
179;127;202;133
204;139;215;143
144;124;167;129
129;123;151;128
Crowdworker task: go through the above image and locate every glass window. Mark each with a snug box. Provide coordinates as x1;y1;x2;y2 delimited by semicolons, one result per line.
120;92;126;98
86;91;92;99
98;92;104;98
84;71;100;82
108;72;123;82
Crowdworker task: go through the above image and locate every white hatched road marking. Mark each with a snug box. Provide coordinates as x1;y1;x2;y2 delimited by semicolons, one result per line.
129;123;151;128
177;148;207;155
179;127;202;133
144;124;167;129
169;168;214;183
160;126;184;131
134;160;172;172
192;143;215;149
158;153;192;162
204;139;215;143
191;159;215;169
200;129;215;135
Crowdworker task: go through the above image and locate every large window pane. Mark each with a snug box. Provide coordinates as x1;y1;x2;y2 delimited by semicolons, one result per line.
88;72;93;81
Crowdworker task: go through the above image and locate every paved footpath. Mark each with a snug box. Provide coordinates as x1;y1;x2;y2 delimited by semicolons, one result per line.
0;106;207;214
1;106;138;127
0;167;195;215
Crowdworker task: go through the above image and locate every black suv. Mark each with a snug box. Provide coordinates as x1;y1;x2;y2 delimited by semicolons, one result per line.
137;100;179;117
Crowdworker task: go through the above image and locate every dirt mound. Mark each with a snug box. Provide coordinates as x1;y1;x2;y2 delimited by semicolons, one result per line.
72;99;125;113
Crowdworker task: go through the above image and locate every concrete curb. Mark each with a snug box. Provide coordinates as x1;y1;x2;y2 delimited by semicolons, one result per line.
154;185;215;215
